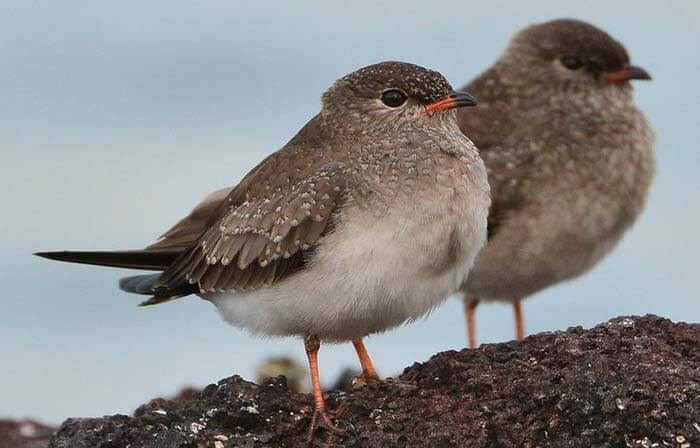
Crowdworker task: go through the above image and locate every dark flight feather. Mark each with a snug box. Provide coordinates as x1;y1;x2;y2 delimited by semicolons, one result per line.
34;250;180;270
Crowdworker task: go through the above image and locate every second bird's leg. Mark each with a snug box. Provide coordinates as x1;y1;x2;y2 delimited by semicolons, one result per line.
303;335;345;443
513;301;525;340
464;296;479;349
351;339;380;382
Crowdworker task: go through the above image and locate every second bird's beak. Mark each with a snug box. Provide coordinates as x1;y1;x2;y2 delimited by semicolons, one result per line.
605;64;652;83
425;91;478;116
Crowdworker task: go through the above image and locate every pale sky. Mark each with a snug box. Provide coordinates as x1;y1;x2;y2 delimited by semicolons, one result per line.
2;1;699;423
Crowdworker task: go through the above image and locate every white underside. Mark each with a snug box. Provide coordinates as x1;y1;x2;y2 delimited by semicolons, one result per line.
205;202;487;342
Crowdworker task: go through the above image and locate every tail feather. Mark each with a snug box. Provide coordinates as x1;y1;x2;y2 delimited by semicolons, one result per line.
118;273;163;294
36;249;199;305
34;250;181;271
119;273;199;306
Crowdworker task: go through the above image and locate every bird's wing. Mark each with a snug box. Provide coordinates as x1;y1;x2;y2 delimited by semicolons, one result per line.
479;138;536;240
458;70;539;239
146;115;324;252
457;67;523;152
154;162;352;294
147;187;234;251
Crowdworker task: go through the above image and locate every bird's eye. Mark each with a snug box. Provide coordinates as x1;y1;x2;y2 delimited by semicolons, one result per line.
560;56;583;70
381;89;408;108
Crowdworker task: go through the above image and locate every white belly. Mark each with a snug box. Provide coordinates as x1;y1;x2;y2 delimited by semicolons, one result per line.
205;203;487;342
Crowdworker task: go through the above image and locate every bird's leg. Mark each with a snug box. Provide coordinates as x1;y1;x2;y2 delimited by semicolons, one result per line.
304;335;345;443
513;301;525;340
351;339;380;382
464;296;479;349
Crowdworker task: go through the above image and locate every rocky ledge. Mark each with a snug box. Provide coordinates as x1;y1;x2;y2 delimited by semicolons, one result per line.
0;419;55;448
48;315;699;447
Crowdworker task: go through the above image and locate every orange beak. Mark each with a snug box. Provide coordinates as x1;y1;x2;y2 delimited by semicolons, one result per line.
605;64;652;84
425;91;477;116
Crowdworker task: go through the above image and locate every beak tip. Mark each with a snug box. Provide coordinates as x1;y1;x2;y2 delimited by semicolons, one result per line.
630;65;652;81
453;90;478;108
608;65;652;83
425;90;478;115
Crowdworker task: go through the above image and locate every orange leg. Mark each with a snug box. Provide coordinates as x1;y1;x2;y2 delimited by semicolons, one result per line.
464;296;479;349
352;339;380;381
513;301;525;340
304;336;345;442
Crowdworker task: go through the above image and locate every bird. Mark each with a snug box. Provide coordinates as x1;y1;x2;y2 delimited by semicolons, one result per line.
455;19;655;348
36;61;490;442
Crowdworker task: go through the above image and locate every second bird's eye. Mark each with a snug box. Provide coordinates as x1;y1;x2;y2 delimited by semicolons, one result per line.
560;55;584;70
381;89;408;108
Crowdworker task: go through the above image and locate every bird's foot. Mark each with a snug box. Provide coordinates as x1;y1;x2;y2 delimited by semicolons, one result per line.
306;403;347;446
352;372;383;389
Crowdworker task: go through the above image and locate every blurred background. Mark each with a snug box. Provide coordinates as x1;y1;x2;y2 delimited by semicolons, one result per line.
2;1;698;424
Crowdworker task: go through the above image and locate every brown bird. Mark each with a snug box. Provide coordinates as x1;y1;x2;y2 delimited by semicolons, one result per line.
456;19;655;348
36;61;490;441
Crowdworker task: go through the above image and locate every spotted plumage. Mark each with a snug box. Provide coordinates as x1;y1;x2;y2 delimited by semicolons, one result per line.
156;162;350;294
455;19;655;346
37;60;489;440
37;59;489;342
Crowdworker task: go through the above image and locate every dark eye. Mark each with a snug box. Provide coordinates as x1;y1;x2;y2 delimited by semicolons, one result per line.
560;56;583;70
381;89;408;108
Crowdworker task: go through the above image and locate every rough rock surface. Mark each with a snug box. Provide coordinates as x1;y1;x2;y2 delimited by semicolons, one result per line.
0;419;55;448
48;315;700;447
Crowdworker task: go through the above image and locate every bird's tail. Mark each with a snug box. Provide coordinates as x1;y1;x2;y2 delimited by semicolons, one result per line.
34;249;180;270
35;249;198;305
118;273;197;306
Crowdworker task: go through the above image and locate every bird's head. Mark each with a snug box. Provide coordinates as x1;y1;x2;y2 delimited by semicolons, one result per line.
321;61;477;129
505;19;651;90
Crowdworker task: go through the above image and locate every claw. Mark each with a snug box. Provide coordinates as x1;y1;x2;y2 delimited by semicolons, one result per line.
360;372;381;383
351;339;381;384
303;336;348;445
327;402;348;419
306;403;346;446
352;373;383;390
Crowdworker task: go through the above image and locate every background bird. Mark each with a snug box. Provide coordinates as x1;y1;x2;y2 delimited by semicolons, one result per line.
36;61;489;440
456;19;655;348
256;356;309;393
4;3;696;425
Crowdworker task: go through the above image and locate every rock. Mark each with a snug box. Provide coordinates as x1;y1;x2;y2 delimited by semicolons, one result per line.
255;356;310;393
0;419;55;448
48;315;700;447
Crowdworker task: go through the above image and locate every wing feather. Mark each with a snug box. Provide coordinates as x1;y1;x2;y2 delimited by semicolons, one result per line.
457;72;539;240
156;163;352;294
